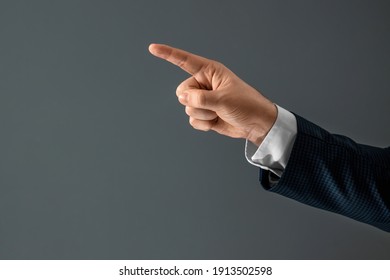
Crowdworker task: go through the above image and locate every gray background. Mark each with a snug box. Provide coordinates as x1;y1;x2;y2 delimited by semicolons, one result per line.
0;0;389;259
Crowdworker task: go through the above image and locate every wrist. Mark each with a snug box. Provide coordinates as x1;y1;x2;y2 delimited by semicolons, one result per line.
247;103;277;146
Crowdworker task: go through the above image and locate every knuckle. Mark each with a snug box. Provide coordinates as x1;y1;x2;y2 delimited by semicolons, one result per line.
189;119;213;132
189;118;203;130
176;84;184;97
213;61;224;68
203;124;212;131
189;117;196;127
185;106;192;116
176;56;188;69
210;61;226;72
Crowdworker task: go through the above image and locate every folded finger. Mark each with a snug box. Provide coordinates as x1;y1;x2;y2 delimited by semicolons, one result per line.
185;107;218;121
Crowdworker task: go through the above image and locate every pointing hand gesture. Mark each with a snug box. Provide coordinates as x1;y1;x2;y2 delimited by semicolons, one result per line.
149;44;277;146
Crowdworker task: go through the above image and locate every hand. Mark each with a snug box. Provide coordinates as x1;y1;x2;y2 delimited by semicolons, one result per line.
148;43;277;146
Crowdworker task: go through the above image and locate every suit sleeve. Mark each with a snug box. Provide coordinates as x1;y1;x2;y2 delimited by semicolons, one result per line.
260;114;390;232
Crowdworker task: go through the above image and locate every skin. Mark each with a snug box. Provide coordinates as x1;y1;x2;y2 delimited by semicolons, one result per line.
148;43;277;146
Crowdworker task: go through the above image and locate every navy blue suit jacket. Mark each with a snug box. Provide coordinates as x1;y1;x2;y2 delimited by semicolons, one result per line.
259;114;390;232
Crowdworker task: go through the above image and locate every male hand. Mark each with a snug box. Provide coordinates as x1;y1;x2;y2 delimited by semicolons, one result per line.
148;44;277;146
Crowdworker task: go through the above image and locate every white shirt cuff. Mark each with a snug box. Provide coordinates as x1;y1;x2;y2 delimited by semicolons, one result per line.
245;104;297;177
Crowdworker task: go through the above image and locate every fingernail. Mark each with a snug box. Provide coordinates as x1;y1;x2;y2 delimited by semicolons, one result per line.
178;92;188;103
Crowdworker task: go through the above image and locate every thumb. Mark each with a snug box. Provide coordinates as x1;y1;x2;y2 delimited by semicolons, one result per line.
178;88;219;111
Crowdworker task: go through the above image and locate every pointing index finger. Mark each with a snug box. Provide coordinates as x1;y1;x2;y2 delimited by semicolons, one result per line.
149;43;209;76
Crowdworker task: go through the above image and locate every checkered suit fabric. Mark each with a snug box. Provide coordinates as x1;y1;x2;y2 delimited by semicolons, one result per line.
260;114;390;232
